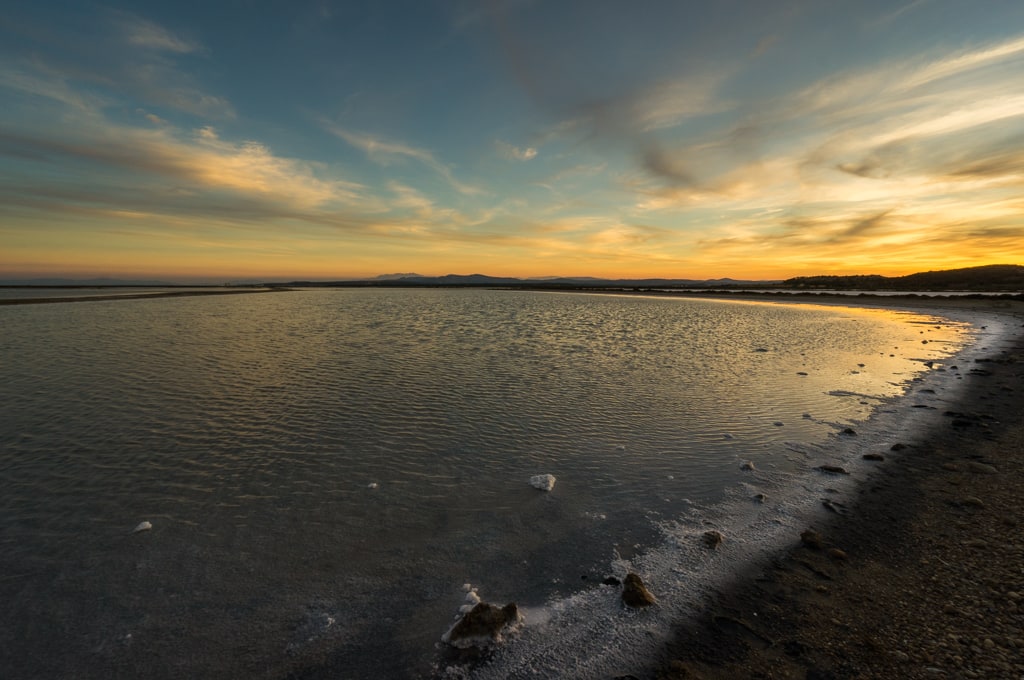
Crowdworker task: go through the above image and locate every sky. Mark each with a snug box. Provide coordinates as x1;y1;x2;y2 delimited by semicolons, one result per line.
2;0;1023;282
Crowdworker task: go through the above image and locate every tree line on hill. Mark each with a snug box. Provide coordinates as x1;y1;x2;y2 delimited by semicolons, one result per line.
784;264;1024;292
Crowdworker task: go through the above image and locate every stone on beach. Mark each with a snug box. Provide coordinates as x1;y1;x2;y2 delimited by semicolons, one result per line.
966;461;998;474
816;465;850;475
529;474;556;491
443;602;522;648
132;521;152;534
801;529;825;549
703;530;725;549
622;573;657;608
740;461;756;471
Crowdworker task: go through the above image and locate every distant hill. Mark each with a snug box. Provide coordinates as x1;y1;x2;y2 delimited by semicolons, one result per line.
273;274;778;288
785;264;1024;291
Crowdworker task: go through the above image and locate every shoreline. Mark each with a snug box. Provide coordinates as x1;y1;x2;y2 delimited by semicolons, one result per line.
0;287;291;305
447;294;1021;679
647;299;1024;679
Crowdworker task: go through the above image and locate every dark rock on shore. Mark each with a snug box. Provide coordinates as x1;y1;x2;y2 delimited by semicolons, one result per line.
703;530;724;549
800;529;824;549
443;602;522;648
622;573;657;608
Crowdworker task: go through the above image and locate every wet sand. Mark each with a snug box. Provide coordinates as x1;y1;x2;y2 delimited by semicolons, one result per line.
647;294;1024;679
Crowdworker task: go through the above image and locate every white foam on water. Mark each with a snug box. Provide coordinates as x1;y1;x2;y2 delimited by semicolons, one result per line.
447;307;1020;680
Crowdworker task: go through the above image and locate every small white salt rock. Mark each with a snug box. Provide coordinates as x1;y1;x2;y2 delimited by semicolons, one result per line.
367;482;379;489
132;521;152;534
529;474;556;492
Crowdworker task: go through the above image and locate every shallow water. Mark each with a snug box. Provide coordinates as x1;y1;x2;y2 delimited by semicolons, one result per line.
0;289;974;678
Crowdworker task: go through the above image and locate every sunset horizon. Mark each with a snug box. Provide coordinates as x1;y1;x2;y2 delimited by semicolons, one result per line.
3;1;1024;283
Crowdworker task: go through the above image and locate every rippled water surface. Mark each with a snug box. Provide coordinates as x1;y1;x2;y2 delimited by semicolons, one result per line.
0;289;971;678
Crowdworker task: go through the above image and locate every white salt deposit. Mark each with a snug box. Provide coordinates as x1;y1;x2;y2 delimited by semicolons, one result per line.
529;474;556;491
132;521;152;534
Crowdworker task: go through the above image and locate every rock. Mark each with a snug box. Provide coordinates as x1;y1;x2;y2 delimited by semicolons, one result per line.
753;493;767;503
957;497;986;509
941;462;960;471
821;498;844;514
443;602;522;648
801;529;824;549
602;576;621;586
754;348;769;353
797;371;808;376
966;461;998;474
132;521;152;534
841;428;857;435
862;453;885;461
529;474;556;491
740;461;756;471
816;465;849;475
890;443;907;451
773;421;784;427
622;573;657;608
827;548;848;561
703;530;724;549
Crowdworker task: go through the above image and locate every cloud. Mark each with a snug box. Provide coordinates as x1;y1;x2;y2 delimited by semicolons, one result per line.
325;123;484;195
495;140;538;160
640;145;697;187
0;120;375;220
120;16;200;54
2;14;234;120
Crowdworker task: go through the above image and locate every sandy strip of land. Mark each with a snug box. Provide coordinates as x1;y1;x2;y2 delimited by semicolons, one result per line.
643;295;1024;680
0;288;291;305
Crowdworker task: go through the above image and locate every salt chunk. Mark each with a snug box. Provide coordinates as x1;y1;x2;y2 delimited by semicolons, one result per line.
529;474;556;491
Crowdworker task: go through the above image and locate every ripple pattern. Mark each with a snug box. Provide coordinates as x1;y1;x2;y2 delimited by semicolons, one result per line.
0;289;971;678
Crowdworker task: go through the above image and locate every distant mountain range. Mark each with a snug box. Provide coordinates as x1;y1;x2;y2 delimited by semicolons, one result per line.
278;274;775;288
4;265;1021;292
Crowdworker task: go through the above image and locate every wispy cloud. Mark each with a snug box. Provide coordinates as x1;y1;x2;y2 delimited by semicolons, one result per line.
120;15;200;54
325;123;484;195
495;140;537;160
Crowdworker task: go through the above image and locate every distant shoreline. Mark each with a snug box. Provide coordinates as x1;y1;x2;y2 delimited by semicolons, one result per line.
526;286;1024;314
0;287;291;306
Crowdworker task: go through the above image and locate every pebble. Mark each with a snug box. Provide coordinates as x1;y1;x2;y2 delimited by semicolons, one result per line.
703;530;724;549
800;529;824;549
966;462;998;474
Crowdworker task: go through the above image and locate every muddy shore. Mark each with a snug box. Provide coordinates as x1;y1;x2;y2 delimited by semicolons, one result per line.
644;294;1024;680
